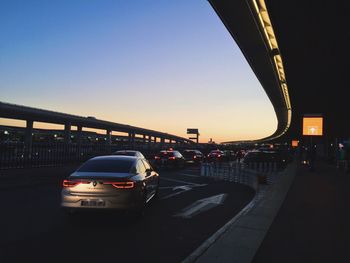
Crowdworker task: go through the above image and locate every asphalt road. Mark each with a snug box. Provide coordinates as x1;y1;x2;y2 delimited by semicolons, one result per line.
0;164;255;263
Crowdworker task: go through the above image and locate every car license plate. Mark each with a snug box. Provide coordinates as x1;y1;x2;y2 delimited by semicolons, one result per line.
81;200;105;207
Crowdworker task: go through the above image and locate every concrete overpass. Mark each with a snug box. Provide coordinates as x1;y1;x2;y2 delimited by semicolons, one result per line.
209;0;292;143
0;101;194;151
211;0;349;143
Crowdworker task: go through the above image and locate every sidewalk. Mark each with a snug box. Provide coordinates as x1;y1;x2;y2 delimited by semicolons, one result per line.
253;161;350;263
191;160;350;263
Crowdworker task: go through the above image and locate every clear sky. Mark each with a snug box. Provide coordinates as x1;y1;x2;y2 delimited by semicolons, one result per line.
0;0;277;143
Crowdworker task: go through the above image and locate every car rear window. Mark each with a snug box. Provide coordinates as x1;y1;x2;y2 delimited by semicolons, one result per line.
183;151;195;156
114;151;135;156
158;151;174;157
77;159;134;173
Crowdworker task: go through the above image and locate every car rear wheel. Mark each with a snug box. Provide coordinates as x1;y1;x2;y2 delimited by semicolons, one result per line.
131;192;147;218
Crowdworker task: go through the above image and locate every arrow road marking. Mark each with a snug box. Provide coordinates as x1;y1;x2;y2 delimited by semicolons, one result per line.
178;173;201;178
160;184;207;200
174;193;227;219
160;177;199;186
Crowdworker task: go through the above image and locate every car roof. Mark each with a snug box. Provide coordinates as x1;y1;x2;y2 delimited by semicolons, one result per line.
114;150;139;153
90;155;139;161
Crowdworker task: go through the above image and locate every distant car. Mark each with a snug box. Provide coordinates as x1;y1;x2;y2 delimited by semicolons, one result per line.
206;150;225;162
113;150;145;159
182;150;204;164
61;155;159;215
154;150;185;168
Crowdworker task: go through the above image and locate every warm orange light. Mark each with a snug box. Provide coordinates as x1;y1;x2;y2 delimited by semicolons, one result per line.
63;179;81;187
302;117;323;136
291;140;299;147
105;181;135;189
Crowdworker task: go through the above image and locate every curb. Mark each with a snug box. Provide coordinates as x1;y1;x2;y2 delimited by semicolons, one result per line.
183;162;297;263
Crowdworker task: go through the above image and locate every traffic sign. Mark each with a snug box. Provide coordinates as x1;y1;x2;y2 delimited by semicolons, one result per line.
187;128;199;134
302;116;323;136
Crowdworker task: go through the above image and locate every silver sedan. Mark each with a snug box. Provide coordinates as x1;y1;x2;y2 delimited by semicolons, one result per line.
61;155;159;215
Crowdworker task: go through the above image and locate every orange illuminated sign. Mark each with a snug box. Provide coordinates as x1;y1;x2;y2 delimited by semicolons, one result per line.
291;140;299;147
302;117;323;136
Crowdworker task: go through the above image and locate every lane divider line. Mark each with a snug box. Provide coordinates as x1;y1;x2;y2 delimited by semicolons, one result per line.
182;193;260;263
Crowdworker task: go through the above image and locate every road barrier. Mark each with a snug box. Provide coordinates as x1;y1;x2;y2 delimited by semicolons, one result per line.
0;142;166;169
0;141;199;169
200;161;280;190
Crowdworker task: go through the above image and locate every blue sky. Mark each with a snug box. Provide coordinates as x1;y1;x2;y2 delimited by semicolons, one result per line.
0;0;277;142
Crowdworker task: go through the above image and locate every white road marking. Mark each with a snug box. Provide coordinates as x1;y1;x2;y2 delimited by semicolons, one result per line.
160;184;207;200
160;177;198;186
178;173;201;178
182;192;260;263
174;193;227;219
182;169;200;173
159;186;178;190
173;185;192;191
161;189;189;200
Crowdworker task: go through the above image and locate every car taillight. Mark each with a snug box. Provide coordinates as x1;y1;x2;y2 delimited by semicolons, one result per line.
169;156;176;160
193;156;197;159
155;156;160;159
104;181;135;189
217;154;221;157
63;179;82;187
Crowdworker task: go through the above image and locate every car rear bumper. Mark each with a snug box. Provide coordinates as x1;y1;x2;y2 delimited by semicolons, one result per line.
61;191;142;210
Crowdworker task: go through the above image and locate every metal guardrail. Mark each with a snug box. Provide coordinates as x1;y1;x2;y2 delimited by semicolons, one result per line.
0;142;189;169
0;142;111;169
200;161;281;190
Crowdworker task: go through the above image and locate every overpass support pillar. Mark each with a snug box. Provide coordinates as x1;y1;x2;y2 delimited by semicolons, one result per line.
148;135;152;150
106;129;112;152
160;138;165;149
64;123;71;144
143;135;146;144
154;137;158;149
128;132;135;149
76;126;82;145
24;120;33;160
77;126;82;158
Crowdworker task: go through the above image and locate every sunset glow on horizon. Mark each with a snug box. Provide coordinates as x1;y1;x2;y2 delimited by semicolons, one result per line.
0;1;277;143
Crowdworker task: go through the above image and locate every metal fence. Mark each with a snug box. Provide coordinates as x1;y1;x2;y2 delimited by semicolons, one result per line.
0;142;194;169
200;161;281;190
0;142;116;169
